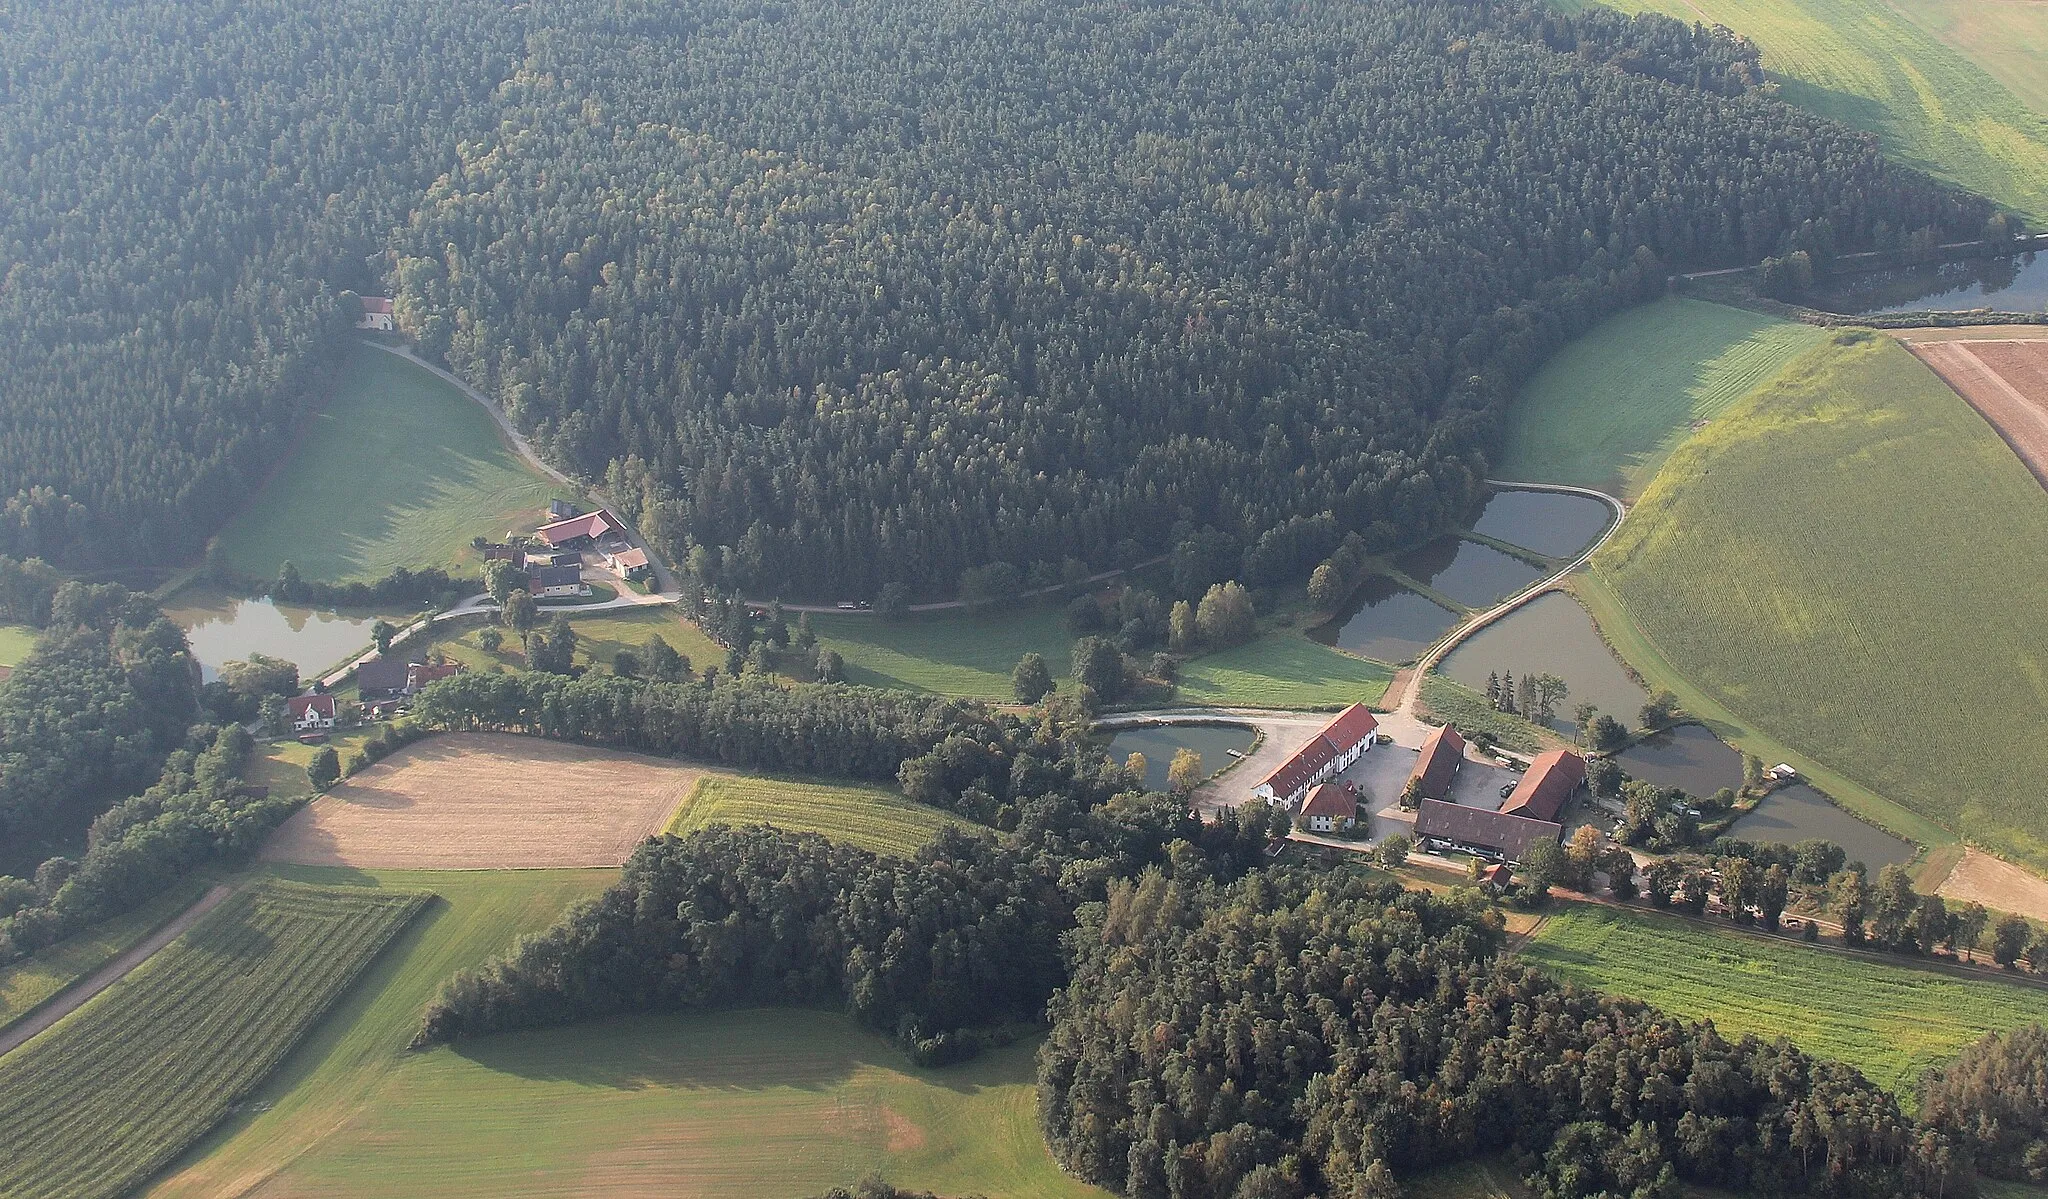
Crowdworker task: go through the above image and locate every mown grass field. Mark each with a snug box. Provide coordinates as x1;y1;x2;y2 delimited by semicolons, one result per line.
0;880;428;1199
419;606;727;678
1498;299;1827;498
1172;631;1393;709
1887;0;2048;116
0;878;211;1033
212;345;568;584
150;867;1103;1199
0;622;37;667
666;774;964;858
1551;0;2048;223
1523;905;2048;1098
1592;332;2048;868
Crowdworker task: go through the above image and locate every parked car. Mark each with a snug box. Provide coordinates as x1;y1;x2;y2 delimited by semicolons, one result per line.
1499;782;1516;799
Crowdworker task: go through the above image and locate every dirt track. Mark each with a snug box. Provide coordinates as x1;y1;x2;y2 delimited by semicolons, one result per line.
260;733;701;870
1904;338;2048;489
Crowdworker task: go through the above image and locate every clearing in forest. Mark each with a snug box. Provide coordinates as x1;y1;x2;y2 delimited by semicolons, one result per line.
1523;905;2048;1098
1592;331;2048;870
1550;0;2048;223
260;733;699;870
212;345;566;584
665;775;964;859
0;880;427;1199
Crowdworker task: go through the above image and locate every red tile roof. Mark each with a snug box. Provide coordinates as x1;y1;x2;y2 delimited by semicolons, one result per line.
1300;781;1357;821
1257;703;1379;799
1319;703;1379;751
1502;750;1587;823
535;511;614;545
360;296;394;314
1408;725;1465;801
287;694;336;720
609;547;650;569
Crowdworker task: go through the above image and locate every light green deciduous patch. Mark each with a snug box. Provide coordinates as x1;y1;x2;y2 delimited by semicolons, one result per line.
666;774;965;858
213;345;565;584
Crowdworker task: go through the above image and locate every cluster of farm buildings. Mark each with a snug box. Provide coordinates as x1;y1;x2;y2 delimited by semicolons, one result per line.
479;500;651;597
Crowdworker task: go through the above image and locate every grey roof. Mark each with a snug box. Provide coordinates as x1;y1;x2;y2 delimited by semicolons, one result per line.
531;564;582;587
354;655;411;695
1414;799;1561;862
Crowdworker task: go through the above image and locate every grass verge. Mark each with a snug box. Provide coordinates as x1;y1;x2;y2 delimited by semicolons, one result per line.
665;774;965;858
0;880;428;1199
0;877;212;1034
1522;904;2048;1099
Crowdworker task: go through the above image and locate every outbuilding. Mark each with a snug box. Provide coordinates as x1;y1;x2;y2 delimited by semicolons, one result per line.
1298;780;1359;833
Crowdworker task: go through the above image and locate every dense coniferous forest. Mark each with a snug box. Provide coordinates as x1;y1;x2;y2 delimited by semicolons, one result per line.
0;0;1989;584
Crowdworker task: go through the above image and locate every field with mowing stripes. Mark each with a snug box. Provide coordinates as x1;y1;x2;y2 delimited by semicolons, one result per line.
1524;905;2048;1098
0;880;427;1199
1551;0;2048;222
666;775;965;858
1593;332;2048;867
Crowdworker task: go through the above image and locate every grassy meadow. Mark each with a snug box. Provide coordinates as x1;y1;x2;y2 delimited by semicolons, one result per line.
1592;331;2048;867
415;606;727;678
0;622;37;667
0;880;428;1199
148;866;1103;1199
1552;0;2048;223
1523;905;2048;1098
1498;299;1827;497
0;877;211;1034
665;774;965;858
1175;630;1394;710
212;345;567;584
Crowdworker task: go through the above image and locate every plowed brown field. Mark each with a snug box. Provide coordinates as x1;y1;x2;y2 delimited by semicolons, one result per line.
260;733;700;869
1904;336;2048;488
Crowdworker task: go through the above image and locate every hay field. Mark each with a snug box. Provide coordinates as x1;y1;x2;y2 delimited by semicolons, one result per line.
665;775;965;858
812;606;1075;699
260;733;699;869
1498;298;1827;497
1593;332;2048;868
213;345;566;583
1552;0;2048;222
0;881;427;1199
1523;905;2048;1098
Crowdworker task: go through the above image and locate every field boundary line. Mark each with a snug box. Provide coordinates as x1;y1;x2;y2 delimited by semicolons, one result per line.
0;883;235;1059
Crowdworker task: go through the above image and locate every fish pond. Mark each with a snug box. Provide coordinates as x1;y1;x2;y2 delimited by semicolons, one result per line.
1728;783;1915;869
1614;723;1745;797
1308;574;1462;666
1391;537;1544;609
165;590;401;682
1469;488;1614;560
1105;723;1257;791
1805;251;2048;316
1437;591;1646;734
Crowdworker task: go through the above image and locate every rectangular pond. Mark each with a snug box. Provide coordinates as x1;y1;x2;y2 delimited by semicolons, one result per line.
1469;488;1613;560
165;591;395;683
1613;723;1745;797
1806;251;2048;316
1436;591;1645;735
1105;723;1256;791
1391;537;1544;609
1727;783;1915;870
1308;574;1462;666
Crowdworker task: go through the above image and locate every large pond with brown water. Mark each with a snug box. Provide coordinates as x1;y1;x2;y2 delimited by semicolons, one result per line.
1105;723;1257;791
1469;489;1613;559
1614;723;1744;796
1392;537;1544;609
1729;783;1916;869
1308;574;1461;666
1437;591;1645;734
164;590;397;682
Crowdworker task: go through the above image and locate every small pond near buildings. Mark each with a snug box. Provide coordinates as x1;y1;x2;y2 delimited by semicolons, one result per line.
1728;783;1915;869
165;591;393;683
1307;574;1461;666
1105;723;1257;791
1613;723;1745;797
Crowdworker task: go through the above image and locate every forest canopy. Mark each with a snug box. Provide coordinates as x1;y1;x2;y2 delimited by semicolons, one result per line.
0;0;1989;588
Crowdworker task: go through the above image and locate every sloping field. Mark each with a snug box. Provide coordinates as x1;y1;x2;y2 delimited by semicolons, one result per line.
1523;905;2048;1097
1907;337;2048;488
1553;0;2048;222
213;345;565;583
1499;298;1828;497
665;775;964;858
813;607;1075;699
1594;332;2048;867
0;878;210;1034
1174;631;1394;709
1886;0;2048;116
0;881;427;1199
260;733;699;869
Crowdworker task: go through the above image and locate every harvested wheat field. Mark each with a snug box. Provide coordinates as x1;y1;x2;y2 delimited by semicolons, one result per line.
1937;848;2048;924
261;733;700;869
1904;337;2048;488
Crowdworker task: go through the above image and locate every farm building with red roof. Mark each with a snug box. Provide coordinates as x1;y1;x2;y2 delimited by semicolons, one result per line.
1405;724;1465;804
534;510;615;548
1501;749;1587;823
286;694;337;733
1298;780;1359;833
1252;702;1379;808
1415;799;1561;863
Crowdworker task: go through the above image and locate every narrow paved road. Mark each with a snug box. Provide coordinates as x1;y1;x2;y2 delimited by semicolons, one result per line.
0;884;234;1058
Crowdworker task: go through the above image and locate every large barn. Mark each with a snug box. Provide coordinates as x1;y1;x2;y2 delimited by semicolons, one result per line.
1251;703;1379;808
1414;799;1561;863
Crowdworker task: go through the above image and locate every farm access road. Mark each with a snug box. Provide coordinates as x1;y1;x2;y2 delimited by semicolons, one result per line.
0;884;234;1059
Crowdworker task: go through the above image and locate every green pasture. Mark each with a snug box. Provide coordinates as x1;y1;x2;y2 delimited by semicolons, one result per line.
1592;332;2048;868
406;606;727;679
1416;676;1548;754
1498;299;1827;498
0;622;37;667
1523;904;2048;1098
0;880;428;1199
665;774;966;858
0;878;211;1034
812;606;1074;699
1172;631;1393;710
1555;0;2048;223
212;344;565;584
149;866;1103;1199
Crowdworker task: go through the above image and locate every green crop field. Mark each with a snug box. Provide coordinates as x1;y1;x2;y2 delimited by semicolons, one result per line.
1553;0;2048;223
1886;0;2048;117
1592;332;2048;867
212;344;568;584
0;880;427;1199
0;878;211;1034
149;866;1102;1199
1523;905;2048;1098
1174;630;1393;710
666;774;965;858
1498;299;1827;498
